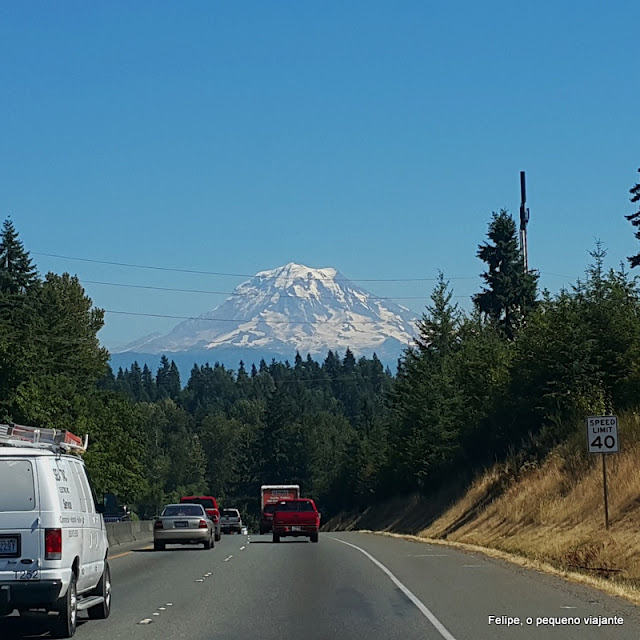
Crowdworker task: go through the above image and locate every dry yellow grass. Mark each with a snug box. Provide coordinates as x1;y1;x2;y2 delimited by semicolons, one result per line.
419;412;640;597
331;411;640;604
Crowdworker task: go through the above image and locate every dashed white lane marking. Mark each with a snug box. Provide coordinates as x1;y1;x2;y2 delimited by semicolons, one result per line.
195;579;204;582
158;607;166;611
409;554;448;557
138;619;153;625
166;603;173;606
224;555;233;561
240;546;246;550
331;537;458;640
152;612;160;616
561;606;578;609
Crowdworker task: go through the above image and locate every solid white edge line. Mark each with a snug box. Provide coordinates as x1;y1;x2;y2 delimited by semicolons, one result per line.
330;537;458;640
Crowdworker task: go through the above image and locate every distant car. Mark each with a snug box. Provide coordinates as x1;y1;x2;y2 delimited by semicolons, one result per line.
180;495;221;541
154;504;214;550
259;502;278;534
220;508;243;534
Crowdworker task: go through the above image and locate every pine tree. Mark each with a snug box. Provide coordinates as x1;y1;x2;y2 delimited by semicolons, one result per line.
473;210;538;339
250;363;258;378
129;361;144;401
625;168;640;268
0;219;38;294
236;361;250;393
343;348;356;373
141;364;155;401
414;272;461;358
323;350;341;379
156;355;171;398
168;361;181;399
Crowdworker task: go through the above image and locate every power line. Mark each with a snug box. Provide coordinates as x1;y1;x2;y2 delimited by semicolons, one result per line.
103;309;420;328
81;278;472;300
33;252;478;283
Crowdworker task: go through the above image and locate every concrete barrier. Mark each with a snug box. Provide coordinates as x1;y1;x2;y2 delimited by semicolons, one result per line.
106;521;154;548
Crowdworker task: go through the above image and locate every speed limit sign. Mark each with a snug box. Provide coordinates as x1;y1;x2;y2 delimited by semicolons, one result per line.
586;416;619;454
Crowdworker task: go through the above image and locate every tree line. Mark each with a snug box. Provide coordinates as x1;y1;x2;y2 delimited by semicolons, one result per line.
1;168;639;525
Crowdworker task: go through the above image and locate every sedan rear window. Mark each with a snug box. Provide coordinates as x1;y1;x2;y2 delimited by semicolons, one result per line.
0;460;36;511
163;505;204;517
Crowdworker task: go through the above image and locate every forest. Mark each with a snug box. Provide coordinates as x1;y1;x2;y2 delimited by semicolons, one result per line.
1;170;639;528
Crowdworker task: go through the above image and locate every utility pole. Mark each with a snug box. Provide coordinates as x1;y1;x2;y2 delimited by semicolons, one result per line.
519;171;530;273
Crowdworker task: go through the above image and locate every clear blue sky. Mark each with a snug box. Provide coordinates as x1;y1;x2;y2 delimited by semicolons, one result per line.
1;1;638;350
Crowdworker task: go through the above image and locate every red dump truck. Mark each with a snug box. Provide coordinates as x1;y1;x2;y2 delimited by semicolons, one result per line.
259;484;300;534
272;498;320;543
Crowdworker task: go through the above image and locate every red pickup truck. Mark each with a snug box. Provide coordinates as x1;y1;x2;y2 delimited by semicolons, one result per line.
180;495;222;541
272;499;320;543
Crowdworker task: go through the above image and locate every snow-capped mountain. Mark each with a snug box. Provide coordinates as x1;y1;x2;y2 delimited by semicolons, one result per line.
112;262;419;369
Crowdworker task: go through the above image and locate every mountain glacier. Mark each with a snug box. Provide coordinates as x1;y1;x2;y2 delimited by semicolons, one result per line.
111;263;419;369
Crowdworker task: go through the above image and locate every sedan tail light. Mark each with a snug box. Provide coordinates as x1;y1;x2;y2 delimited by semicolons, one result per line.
198;519;208;529
154;520;163;529
45;528;62;560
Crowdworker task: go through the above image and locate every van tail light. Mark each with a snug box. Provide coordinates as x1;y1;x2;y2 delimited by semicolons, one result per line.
45;528;62;560
154;520;163;529
198;520;208;529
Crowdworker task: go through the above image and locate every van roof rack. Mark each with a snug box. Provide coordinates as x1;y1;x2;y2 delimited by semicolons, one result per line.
0;423;88;455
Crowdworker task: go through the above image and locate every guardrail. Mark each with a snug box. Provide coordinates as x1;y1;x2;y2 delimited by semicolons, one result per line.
106;520;154;547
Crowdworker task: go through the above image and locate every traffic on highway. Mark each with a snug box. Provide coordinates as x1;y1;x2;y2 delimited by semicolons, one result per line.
3;426;640;639
3;528;640;640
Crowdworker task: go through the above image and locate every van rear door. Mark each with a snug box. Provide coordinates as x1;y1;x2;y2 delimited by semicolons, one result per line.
0;457;41;585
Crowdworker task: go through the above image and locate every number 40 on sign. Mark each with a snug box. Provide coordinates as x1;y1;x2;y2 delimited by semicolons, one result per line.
586;416;619;454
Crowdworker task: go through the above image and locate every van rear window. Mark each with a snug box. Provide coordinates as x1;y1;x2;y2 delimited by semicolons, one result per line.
0;460;36;511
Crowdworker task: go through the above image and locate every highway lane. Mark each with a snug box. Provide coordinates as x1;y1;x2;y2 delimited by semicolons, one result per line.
2;531;640;639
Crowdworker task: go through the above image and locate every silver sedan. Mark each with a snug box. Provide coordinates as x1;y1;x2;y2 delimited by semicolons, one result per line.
153;504;215;550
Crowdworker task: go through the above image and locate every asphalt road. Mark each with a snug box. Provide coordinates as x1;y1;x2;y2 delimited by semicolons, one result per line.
3;531;640;639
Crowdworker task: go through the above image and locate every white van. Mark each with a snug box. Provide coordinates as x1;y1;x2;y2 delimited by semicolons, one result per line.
0;423;111;638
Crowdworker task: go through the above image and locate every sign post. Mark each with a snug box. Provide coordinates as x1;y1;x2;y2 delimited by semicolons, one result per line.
586;415;619;530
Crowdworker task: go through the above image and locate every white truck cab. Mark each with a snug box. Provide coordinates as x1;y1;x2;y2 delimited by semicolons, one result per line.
0;423;111;638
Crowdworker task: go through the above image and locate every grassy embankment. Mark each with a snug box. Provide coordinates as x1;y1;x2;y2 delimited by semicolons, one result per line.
325;411;640;602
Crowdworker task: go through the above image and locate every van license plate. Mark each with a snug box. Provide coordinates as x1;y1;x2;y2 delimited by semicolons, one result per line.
15;570;39;581
0;537;18;556
291;526;301;532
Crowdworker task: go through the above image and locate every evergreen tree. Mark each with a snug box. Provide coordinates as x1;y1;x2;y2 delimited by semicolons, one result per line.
236;360;250;398
129;361;144;402
343;347;356;373
168;361;181;399
625;168;640;268
237;360;248;382
414;272;461;357
97;364;116;391
141;364;155;401
250;363;258;378
323;350;341;379
156;355;171;398
473;210;538;339
0;219;38;294
387;276;465;492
